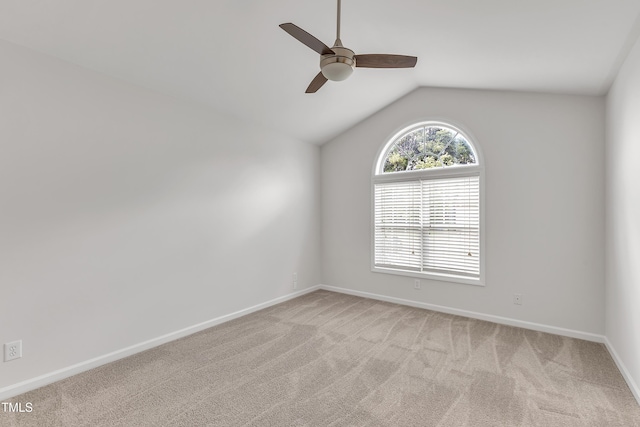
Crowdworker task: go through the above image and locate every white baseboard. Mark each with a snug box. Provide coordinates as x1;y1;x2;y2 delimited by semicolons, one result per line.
604;337;640;406
319;285;605;343
0;286;321;401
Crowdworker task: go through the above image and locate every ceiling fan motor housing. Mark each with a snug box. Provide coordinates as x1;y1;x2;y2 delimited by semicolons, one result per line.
321;45;355;81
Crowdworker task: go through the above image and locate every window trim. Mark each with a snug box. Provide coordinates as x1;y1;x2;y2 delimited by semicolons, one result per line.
371;120;486;286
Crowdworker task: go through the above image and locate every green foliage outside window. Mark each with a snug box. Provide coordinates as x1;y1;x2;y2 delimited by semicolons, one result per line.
383;126;476;173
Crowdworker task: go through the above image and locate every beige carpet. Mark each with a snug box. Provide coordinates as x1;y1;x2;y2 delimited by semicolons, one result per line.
2;290;639;426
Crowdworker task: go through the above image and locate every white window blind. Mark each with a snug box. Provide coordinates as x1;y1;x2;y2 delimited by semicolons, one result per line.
374;175;480;278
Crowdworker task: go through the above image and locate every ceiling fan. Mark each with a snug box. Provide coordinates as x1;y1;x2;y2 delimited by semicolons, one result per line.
279;0;418;93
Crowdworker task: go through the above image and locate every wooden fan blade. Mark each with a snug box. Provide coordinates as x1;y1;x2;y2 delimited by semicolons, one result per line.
279;23;335;55
355;54;418;68
305;72;328;93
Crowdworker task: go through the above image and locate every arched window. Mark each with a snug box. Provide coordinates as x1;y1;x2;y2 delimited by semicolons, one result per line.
372;122;484;285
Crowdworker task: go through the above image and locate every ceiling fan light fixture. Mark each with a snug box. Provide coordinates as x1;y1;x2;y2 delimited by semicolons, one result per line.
320;45;355;81
321;61;354;81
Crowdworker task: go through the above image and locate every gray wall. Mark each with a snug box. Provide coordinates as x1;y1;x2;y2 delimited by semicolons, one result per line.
0;39;321;390
321;87;605;335
606;33;640;400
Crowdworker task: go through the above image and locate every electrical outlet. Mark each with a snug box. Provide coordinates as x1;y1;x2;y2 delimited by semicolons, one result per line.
414;279;421;290
513;294;523;305
4;340;22;362
292;273;298;290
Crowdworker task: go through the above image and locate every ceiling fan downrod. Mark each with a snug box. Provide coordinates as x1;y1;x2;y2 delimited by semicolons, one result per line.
336;0;342;44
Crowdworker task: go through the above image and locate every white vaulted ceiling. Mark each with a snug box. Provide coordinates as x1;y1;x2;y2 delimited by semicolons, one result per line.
1;0;640;144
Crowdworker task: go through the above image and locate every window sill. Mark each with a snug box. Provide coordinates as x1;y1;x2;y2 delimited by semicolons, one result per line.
371;266;485;287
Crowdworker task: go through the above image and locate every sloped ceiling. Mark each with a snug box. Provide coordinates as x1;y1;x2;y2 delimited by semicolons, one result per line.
1;0;640;144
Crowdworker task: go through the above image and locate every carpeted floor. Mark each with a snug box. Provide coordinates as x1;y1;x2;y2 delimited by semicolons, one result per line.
2;290;639;426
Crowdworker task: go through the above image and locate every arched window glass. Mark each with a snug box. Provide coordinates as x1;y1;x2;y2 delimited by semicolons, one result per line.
381;125;477;173
373;122;483;285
